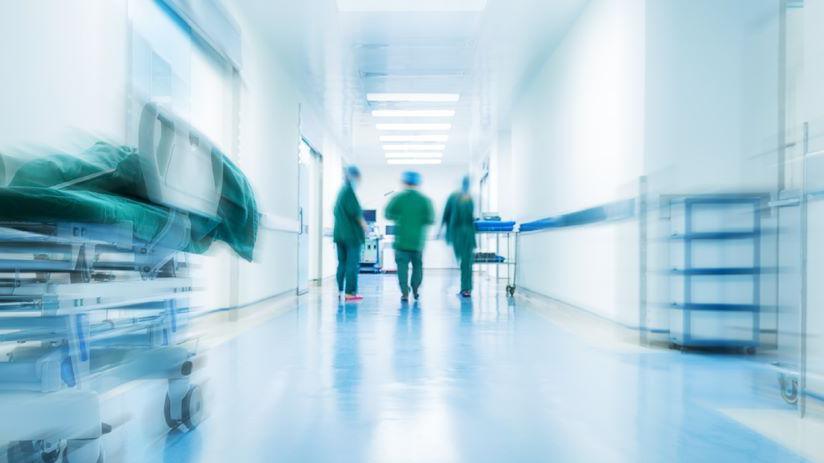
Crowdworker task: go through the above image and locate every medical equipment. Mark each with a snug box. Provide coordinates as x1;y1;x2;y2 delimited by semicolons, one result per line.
0;102;256;463
360;237;382;273
474;220;518;297
360;211;382;273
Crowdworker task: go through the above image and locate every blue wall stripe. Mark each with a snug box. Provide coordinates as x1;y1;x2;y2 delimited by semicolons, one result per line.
519;198;636;232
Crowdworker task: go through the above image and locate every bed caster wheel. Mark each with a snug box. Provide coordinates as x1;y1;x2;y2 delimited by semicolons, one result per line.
779;374;799;405
745;346;757;355
7;440;63;463
165;384;204;431
62;439;103;463
506;285;516;297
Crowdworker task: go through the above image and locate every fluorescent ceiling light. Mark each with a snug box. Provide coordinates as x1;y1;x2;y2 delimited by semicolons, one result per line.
385;152;443;159
376;123;452;131
383;144;446;151
338;0;487;12
372;109;456;118
367;93;460;103
380;135;449;142
387;159;443;165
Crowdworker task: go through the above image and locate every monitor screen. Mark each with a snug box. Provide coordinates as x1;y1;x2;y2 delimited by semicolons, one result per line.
363;209;376;222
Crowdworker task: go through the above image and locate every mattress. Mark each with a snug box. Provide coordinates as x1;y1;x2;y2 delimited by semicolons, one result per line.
5;142;258;259
0;187;203;249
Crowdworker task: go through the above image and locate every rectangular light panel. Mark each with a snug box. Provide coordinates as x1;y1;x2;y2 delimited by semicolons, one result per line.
338;0;487;12
383;144;446;151
372;109;456;118
367;93;460;103
376;123;452;131
385;152;443;159
380;135;449;142
387;159;443;165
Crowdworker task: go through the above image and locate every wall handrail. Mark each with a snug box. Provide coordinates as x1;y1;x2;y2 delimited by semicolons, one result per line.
259;213;300;234
519;198;636;233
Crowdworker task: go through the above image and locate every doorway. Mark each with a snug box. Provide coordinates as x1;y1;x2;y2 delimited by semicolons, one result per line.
298;139;323;294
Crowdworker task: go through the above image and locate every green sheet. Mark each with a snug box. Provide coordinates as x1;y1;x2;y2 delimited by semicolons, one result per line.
0;187;174;245
8;143;258;260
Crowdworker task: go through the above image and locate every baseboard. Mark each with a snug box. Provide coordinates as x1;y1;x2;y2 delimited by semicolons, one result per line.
516;286;643;331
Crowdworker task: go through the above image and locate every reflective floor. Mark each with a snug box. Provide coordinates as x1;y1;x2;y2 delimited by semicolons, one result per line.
145;271;805;462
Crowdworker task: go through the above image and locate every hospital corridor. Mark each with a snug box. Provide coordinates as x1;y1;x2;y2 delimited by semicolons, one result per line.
1;0;824;462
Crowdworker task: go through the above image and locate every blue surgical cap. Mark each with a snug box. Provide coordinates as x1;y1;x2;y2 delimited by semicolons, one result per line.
345;165;361;180
402;171;421;186
461;175;470;192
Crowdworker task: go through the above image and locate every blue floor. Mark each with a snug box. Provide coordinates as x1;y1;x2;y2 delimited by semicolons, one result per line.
156;271;806;463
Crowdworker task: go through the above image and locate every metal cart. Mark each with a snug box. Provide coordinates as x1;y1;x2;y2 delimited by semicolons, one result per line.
665;194;766;352
474;221;518;296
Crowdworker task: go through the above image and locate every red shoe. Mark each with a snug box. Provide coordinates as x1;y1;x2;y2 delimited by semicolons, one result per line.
344;294;364;302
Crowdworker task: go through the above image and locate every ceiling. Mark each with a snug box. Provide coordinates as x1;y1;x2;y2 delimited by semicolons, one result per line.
232;0;590;166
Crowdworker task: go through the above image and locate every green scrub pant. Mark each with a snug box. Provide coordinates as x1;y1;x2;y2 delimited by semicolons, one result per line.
454;241;474;292
394;249;423;296
336;242;362;294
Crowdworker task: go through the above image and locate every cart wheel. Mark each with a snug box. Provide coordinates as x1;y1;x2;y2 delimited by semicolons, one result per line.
779;374;799;405
165;385;204;431
745;346;757;355
164;393;177;429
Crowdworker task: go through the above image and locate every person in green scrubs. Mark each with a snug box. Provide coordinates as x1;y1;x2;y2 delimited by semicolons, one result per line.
441;176;476;297
333;166;367;302
385;171;435;302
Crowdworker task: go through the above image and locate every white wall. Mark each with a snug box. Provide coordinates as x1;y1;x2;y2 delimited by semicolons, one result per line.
508;0;646;325
230;16;302;302
510;0;646;221
227;5;349;300
643;0;779;196
502;0;780;330
0;0;128;152
322;142;345;279
357;164;468;269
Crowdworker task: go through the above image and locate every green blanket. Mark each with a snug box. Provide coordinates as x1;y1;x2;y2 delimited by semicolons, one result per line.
7;143;259;260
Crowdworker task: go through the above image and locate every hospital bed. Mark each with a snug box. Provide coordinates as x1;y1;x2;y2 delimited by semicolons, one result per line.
0;103;258;463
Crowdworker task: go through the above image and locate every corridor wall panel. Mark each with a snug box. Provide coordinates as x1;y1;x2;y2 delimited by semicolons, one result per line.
509;0;646;323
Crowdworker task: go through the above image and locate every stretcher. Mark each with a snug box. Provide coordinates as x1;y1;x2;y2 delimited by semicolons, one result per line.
0;102;257;463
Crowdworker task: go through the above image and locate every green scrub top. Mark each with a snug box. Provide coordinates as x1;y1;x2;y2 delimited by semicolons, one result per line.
442;191;477;250
333;182;365;245
385;189;435;252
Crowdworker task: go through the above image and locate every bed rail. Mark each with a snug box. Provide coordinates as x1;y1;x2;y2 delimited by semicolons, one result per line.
138;102;225;220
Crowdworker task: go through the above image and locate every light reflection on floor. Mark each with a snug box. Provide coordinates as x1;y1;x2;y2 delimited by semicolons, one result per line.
114;271;808;462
